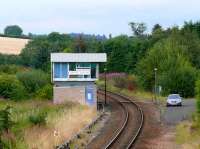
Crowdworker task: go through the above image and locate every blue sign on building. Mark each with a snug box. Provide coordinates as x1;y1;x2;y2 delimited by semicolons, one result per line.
85;86;95;105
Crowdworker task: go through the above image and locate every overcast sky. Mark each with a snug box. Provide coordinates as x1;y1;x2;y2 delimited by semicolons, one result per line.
1;0;200;36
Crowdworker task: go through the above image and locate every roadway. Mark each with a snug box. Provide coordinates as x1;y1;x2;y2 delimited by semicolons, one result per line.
163;99;196;125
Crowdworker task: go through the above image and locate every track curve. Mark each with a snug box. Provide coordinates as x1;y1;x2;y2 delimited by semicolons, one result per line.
87;90;144;149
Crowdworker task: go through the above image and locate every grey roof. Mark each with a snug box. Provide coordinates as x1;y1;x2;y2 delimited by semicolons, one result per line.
51;53;107;62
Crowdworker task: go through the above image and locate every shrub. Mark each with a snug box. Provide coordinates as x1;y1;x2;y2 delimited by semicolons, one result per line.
0;54;21;65
112;75;137;91
0;65;27;75
0;106;14;134
0;75;26;100
36;84;53;100
29;112;47;126
113;77;127;89
17;70;49;94
127;75;137;91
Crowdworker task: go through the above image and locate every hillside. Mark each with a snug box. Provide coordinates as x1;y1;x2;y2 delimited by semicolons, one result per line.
0;37;29;55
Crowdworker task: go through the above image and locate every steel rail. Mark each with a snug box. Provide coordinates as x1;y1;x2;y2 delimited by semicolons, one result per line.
98;90;144;149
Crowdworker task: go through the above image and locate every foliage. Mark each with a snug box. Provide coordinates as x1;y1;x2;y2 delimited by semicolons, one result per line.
73;34;87;53
129;22;147;37
29;112;47;126
36;84;53;100
102;35;150;73
136;33;197;97
0;54;21;65
0;106;14;134
20;32;73;71
4;25;23;36
0;75;26;100
0;65;28;75
183;21;200;38
16;70;49;94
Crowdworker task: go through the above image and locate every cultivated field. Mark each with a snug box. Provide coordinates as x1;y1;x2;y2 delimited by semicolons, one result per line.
0;37;29;55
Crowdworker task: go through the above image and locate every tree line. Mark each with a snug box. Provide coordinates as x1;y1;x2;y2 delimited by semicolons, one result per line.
1;21;200;97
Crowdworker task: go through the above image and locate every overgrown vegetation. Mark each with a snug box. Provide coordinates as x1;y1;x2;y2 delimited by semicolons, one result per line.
29;112;47;126
0;100;96;148
16;70;50;94
0;75;26;100
2;21;200;147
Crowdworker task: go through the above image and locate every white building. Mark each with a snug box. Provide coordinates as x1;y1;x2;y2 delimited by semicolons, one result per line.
51;53;107;106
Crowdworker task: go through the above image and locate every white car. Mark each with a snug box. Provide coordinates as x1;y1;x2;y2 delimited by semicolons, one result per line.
166;94;182;106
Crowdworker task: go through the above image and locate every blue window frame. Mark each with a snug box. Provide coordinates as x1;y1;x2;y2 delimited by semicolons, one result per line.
54;63;68;78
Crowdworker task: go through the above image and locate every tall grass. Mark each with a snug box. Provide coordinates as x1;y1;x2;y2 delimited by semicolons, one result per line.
176;122;200;148
0;99;97;148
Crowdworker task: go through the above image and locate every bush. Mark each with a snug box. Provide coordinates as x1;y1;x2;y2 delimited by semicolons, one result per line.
112;75;137;91
29;112;47;126
113;77;127;89
36;84;53;100
17;70;49;94
0;75;26;100
0;65;27;75
0;106;14;134
0;54;21;65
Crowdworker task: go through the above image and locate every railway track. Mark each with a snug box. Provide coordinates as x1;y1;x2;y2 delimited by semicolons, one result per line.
87;90;144;149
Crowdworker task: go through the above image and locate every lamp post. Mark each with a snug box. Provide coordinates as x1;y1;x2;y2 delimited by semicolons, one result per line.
104;67;107;105
154;68;158;104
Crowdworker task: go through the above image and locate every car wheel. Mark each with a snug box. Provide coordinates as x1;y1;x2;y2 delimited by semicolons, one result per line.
178;103;182;106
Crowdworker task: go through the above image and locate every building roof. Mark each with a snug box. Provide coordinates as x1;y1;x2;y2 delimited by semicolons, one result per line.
51;53;107;62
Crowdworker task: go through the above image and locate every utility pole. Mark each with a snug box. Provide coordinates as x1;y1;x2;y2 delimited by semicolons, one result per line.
104;67;107;105
154;68;157;104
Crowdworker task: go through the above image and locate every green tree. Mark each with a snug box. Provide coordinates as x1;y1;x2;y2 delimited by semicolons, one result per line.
20;33;73;71
103;35;150;73
4;25;23;36
129;22;147;37
152;24;162;33
136;34;197;97
74;34;87;53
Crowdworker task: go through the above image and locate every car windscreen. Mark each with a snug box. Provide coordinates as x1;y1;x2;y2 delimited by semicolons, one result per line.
168;95;180;99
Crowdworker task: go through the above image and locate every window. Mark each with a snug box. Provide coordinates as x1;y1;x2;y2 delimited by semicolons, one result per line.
69;63;76;71
76;63;91;68
54;63;68;78
91;63;96;78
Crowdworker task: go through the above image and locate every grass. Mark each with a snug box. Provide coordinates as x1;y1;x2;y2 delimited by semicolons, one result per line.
0;37;29;55
0;99;97;148
176;121;200;149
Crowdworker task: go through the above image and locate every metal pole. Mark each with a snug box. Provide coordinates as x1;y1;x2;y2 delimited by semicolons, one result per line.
154;68;157;104
104;68;107;105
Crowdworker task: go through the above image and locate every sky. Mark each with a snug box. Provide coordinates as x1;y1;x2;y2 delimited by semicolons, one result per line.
1;0;200;37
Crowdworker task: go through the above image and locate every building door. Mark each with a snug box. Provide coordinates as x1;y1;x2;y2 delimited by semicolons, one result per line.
85;86;94;106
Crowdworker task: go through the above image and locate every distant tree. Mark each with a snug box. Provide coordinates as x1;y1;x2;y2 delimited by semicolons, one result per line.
109;34;112;39
20;33;73;71
74;34;87;53
182;21;200;38
4;25;23;36
103;35;150;73
152;24;162;33
129;22;147;37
